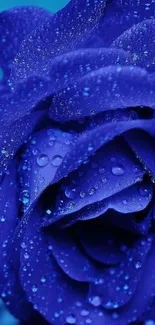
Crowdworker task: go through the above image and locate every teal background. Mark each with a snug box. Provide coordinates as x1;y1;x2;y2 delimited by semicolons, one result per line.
0;0;70;13
0;1;69;324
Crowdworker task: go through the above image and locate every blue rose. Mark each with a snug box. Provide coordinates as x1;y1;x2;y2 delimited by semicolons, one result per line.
0;1;155;325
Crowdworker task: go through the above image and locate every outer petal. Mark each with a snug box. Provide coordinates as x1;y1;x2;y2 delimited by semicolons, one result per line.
3;49;130;119
88;235;153;310
11;0;108;84
47;48;131;93
0;76;49;126
0;110;44;171
19;128;77;210
0;163;31;319
97;0;155;47
104;237;155;325
49;66;155;122
111;19;155;72
0;6;51;83
19;210;88;325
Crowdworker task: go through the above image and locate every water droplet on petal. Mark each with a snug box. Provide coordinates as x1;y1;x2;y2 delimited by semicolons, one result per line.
1;216;6;222
24;252;29;259
145;321;155;325
88;144;93;152
32;148;39;156
65;187;76;199
51;155;63;167
48;140;54;147
67;201;75;210
88;188;95;196
99;167;105;174
40;276;46;283
21;190;30;205
123;284;129;291
37;154;49;167
46;209;52;215
86;319;93;324
112;164;125;176
81;309;89;316
80;191;86;198
21;242;27;249
135;261;142;269
66;314;76;324
89;296;101;307
139;186;149;197
49;135;56;141
31;285;38;293
102;177;108;183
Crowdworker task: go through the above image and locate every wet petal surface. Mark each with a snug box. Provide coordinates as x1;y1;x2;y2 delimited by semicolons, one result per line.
11;0;108;84
88;235;153;310
111;19;155;71
1;1;155;324
49;66;155;122
53;138;145;217
0;163;31;319
0;6;51;84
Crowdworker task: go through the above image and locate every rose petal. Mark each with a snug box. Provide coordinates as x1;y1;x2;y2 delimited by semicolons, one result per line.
47;47;131;94
0;163;18;242
141;297;155;324
0;162;31;319
19;210;155;325
0;110;44;171
52;179;153;231
19;211;89;325
19;128;77;210
102;205;153;236
95;0;155;47
53;137;145;217
49;66;155;122
88;235;153;310
0;6;51;84
49;228;100;282
125;129;155;177
111;19;155;72
77;221;126;265
11;0;108;84
100;237;155;325
1;76;49;126
2;48;130;121
20;117;155;228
